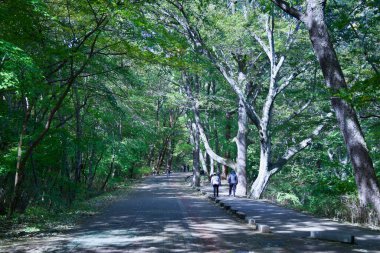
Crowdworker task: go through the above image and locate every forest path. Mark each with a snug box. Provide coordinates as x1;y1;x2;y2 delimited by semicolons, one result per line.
0;173;374;252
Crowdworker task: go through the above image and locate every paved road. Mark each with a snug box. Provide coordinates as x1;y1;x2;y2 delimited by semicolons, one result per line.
1;173;377;252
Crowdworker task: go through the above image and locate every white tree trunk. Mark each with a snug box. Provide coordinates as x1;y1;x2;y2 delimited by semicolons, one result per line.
192;123;201;187
210;158;215;175
199;149;208;175
250;135;272;198
235;98;248;196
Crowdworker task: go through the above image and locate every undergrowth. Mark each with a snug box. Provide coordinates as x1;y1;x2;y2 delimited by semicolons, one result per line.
263;187;380;229
0;179;138;239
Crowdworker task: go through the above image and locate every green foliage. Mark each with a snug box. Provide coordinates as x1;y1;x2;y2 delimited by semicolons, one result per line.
0;0;379;231
0;40;43;92
0;148;17;176
134;166;152;177
276;192;302;207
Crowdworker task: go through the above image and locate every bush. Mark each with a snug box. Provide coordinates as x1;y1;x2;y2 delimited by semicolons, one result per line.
276;192;301;207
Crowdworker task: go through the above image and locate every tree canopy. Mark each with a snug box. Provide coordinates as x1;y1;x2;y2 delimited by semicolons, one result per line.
0;0;379;225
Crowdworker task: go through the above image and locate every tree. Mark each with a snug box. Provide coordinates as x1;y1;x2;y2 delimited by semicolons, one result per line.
271;0;380;219
8;2;109;216
1;0;161;216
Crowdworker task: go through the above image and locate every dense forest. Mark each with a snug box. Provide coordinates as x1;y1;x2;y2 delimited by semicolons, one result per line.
0;0;379;228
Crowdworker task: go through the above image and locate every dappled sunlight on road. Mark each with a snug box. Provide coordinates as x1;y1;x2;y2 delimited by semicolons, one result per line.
1;173;377;253
68;228;166;247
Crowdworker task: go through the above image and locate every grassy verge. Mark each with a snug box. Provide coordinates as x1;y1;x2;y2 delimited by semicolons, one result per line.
0;179;140;240
262;190;380;230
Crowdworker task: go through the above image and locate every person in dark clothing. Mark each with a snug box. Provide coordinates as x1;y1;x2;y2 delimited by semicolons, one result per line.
227;170;238;197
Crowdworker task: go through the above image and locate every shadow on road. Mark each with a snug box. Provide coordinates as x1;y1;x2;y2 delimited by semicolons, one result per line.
1;173;377;253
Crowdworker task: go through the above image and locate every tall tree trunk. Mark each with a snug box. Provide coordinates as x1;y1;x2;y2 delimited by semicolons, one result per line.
306;1;380;217
59;114;70;180
223;111;232;178
87;146;95;187
8;18;104;216
184;74;235;185
250;142;272;198
101;152;115;191
88;152;103;190
147;145;155;167
9;97;31;216
73;85;83;183
166;139;173;172
166;110;175;172
191;122;201;186
210;82;221;175
184;75;240;190
272;0;380;219
0;188;5;215
155;139;169;173
205;152;211;175
235;98;248;196
30;152;38;189
199;150;207;175
210;157;215;176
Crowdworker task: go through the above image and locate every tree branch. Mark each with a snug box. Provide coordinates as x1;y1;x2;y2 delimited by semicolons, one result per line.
271;0;304;21
270;113;333;173
165;1;262;129
185;80;237;169
276;99;312;127
217;63;262;129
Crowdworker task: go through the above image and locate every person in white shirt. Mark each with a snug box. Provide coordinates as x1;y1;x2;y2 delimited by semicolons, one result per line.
210;173;221;197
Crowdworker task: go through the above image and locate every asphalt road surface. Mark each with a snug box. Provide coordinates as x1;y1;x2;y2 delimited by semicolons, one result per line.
1;173;373;253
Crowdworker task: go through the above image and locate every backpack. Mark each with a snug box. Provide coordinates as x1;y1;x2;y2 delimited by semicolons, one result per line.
229;173;237;184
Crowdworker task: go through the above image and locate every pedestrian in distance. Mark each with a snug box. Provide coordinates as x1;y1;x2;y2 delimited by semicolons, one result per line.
210;172;221;197
227;170;238;197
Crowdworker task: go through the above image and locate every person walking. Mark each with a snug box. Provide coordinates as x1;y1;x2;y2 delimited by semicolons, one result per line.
210;173;221;197
227;170;238;197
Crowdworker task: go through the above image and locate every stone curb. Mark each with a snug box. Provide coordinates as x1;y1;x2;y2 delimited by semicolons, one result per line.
190;183;362;240
257;224;271;233
236;211;246;220
245;217;256;225
310;231;355;244
188;184;273;234
208;196;215;201
191;185;272;234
